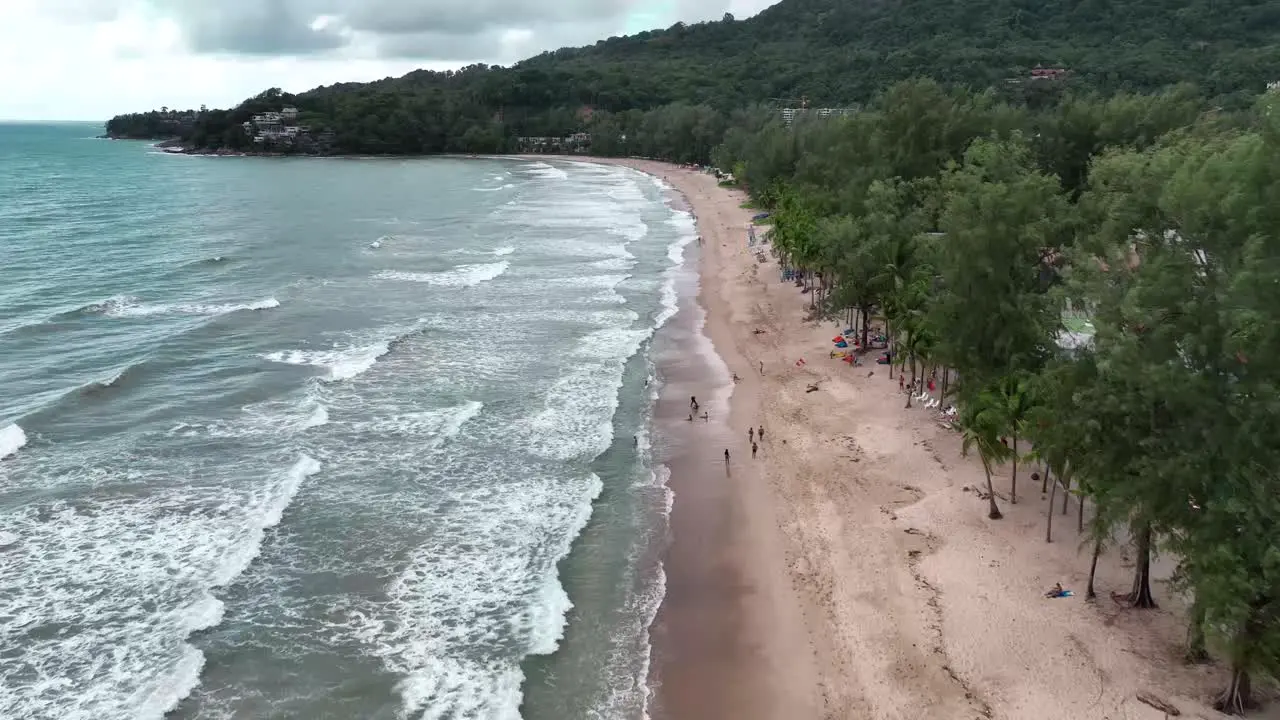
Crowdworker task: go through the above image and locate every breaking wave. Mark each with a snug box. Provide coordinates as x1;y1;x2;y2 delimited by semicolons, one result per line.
374;261;509;287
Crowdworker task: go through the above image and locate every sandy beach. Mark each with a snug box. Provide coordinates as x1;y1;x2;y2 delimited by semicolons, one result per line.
547;156;1248;720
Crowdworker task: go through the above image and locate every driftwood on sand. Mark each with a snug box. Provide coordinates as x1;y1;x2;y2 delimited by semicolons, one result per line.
1135;691;1180;716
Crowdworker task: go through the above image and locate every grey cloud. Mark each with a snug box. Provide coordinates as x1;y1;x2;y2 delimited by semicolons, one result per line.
373;17;630;62
344;0;635;37
373;28;504;62
157;0;347;54
64;0;761;60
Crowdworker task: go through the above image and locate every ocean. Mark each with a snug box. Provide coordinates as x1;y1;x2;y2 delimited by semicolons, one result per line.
0;124;693;720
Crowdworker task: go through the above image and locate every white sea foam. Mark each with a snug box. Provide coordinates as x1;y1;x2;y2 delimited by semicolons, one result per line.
492;245;515;256
526;472;603;655
526;316;649;461
375;260;509;287
525;162;569;180
654;213;698;330
0;454;319;720
592;471;671;720
474;183;516;192
361;469;602;720
349;401;483;441
301;402;330;429
0;423;27;460
590;256;637;272
100;296;280;318
264;344;390;382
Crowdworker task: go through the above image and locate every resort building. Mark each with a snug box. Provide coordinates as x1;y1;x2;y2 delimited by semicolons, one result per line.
781;107;856;127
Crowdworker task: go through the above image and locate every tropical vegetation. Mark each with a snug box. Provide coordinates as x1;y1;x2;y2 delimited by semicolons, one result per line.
105;0;1280;154
715;78;1280;715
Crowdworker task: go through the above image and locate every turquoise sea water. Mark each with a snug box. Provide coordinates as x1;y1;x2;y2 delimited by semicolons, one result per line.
0;124;690;719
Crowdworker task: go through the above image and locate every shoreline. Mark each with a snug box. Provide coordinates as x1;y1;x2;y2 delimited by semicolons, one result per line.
598;158;819;719
560;156;1236;720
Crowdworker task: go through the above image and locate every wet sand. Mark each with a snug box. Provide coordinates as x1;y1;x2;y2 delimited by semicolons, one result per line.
643;224;817;720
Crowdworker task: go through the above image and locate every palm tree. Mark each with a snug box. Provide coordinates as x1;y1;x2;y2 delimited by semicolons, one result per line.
959;393;1013;519
992;372;1034;504
898;322;935;408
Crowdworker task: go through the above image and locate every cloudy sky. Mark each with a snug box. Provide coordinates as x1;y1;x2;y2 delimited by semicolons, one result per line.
1;0;779;121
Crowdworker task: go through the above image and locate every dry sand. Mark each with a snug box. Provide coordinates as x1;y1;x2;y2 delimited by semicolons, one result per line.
546;156;1259;720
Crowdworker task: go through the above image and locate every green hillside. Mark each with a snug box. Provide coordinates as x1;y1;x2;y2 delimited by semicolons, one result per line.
106;0;1280;154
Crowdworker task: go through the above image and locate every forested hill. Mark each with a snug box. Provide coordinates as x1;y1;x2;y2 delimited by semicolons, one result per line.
106;0;1280;155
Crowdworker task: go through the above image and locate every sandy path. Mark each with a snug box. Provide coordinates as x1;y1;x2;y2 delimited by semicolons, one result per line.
538;156;1247;720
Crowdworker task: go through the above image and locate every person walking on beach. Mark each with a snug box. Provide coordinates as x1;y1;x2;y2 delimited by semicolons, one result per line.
690;396;699;413
701;411;709;422
759;361;764;375
748;427;754;443
758;425;765;442
751;442;758;459
724;448;730;464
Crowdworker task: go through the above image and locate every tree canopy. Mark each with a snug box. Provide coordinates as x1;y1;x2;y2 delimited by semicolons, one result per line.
106;0;1280;156
715;81;1280;714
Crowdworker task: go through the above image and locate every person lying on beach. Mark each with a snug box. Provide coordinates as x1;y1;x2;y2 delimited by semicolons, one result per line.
806;383;820;393
752;329;766;335
701;412;709;422
1044;583;1073;598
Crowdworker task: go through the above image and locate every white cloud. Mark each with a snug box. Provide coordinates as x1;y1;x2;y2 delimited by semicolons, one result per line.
0;0;780;121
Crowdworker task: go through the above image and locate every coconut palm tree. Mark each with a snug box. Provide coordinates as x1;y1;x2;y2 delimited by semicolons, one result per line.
991;372;1035;504
959;392;1013;519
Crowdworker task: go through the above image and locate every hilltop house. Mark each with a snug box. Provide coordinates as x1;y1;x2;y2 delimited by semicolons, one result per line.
1029;65;1068;80
242;106;314;148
